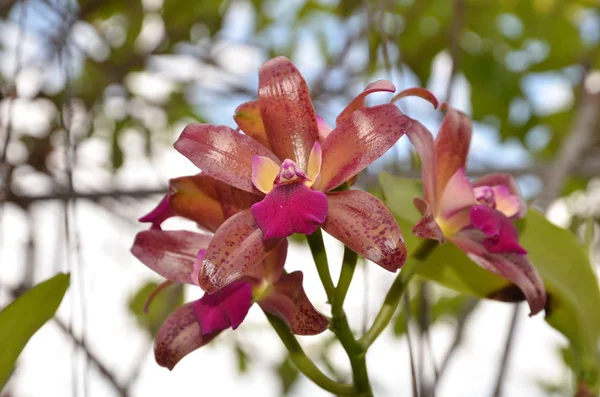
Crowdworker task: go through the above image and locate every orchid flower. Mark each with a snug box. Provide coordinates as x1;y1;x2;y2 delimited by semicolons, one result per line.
132;231;328;369
403;102;546;315
173;56;430;293
133;175;327;368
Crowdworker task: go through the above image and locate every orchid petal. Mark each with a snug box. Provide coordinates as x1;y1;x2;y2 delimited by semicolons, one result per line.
251;155;279;194
139;195;175;230
214;181;261;220
406;121;437;207
131;230;211;285
306;142;322;187
317;116;332;141
193;281;253;335
451;233;546;315
199;209;282;293
390;87;439;109
412;197;445;242
154;302;220;370
435;107;472;202
473;173;526;219
190;249;206;286
168;175;224;232
258;271;329;335
470;205;527;255
323;190;407;271
335;80;396;126
316;104;412;192
233;101;269;147
174;124;278;194
258;57;319;170
251;183;328;239
437;168;476;227
262;240;288;284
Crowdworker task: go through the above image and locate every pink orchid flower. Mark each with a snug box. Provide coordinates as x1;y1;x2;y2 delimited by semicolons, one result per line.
404;103;546;315
132;232;327;369
174;56;428;293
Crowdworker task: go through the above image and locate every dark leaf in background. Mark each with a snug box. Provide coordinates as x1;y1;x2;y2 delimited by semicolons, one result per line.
128;281;184;338
276;356;299;396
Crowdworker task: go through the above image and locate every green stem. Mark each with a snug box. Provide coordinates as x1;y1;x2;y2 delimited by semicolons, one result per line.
306;229;335;303
265;312;355;396
332;246;358;318
359;239;438;349
329;246;372;395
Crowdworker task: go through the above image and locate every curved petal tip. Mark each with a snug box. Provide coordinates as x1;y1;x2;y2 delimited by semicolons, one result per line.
391;87;439;109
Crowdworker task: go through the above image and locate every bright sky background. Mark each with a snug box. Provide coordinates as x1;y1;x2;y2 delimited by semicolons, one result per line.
0;1;586;396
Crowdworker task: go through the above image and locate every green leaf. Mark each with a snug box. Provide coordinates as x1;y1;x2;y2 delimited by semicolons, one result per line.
277;356;299;395
379;171;600;392
0;273;70;390
235;344;250;374
128;281;184;337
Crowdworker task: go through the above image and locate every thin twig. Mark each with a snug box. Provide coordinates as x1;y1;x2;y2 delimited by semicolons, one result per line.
54;317;129;397
492;304;521;397
430;298;478;393
404;294;419;397
445;0;465;103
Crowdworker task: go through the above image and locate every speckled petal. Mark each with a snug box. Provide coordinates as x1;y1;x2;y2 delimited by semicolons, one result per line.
406;120;437;208
139;195;175;230
174;124;279;194
262;240;289;284
168;174;224;232
131;230;211;284
322;190;407;272
154;302;220;370
234;100;270;148
451;232;546;315
412;197;445;242
258;57;319;170
335;80;396;126
198;209;282;293
435;107;472;203
193;281;253;335
258;271;329;335
473;173;526;219
316;104;412;192
251;183;328;239
251;155;279;194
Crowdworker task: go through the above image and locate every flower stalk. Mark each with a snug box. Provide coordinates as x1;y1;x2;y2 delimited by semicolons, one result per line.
265;312;355;396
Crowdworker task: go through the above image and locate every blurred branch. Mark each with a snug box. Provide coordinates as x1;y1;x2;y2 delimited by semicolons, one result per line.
492;304;521;397
54;317;129;397
445;0;464;102
6;187;167;207
534;89;600;210
426;297;478;396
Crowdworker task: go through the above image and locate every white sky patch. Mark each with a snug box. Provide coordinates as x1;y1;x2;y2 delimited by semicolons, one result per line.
522;72;574;116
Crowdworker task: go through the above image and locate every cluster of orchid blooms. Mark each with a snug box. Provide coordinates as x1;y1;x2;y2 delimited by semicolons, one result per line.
131;57;546;372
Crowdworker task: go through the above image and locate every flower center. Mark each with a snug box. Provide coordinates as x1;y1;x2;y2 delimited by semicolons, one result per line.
274;159;310;186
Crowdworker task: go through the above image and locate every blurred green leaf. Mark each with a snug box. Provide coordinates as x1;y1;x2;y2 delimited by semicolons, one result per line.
0;273;70;390
128;281;184;337
235;344;250;374
379;171;600;392
277;356;299;396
